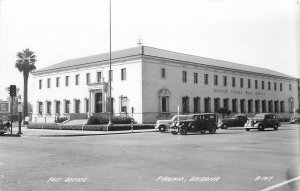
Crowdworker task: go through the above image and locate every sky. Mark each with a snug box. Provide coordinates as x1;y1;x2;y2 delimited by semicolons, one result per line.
0;0;299;103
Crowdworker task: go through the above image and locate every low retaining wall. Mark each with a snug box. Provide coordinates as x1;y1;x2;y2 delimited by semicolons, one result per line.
28;123;154;131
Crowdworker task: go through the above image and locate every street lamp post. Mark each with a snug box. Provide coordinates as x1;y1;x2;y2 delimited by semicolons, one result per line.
107;0;113;130
17;100;23;134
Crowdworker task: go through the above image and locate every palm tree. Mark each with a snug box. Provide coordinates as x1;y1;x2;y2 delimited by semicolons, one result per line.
15;48;37;121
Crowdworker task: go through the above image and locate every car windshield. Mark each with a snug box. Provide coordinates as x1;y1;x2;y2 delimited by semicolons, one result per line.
254;115;264;119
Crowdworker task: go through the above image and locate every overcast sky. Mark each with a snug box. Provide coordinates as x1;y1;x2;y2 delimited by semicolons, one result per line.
0;0;299;102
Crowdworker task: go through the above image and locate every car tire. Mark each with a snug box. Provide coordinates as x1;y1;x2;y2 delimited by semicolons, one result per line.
171;131;178;135
180;126;188;135
222;124;228;129
274;124;278;130
0;132;4;136
188;123;197;132
209;128;216;134
159;125;166;132
246;128;250;131
258;125;264;131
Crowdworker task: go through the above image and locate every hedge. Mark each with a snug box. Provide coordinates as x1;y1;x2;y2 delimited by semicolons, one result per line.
28;123;154;131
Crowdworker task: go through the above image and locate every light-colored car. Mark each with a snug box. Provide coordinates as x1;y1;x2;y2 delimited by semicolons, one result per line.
289;116;300;124
0;119;9;136
155;115;188;132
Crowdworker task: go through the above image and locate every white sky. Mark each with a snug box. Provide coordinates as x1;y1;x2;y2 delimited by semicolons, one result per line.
0;0;299;102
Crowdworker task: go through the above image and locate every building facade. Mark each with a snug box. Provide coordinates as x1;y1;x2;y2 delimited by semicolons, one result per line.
31;46;299;123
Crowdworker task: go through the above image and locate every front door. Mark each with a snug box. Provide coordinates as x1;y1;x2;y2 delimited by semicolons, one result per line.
95;92;103;113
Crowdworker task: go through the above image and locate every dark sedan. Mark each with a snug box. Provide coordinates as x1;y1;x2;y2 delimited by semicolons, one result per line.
217;114;248;129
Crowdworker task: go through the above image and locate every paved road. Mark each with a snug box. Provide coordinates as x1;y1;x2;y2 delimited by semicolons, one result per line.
0;124;299;191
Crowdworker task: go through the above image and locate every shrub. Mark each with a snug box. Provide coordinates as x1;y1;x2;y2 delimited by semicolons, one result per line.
87;115;132;125
56;117;68;123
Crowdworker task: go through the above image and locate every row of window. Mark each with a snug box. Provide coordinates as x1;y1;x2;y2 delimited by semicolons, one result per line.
160;96;295;114
161;68;292;91
39;69;127;89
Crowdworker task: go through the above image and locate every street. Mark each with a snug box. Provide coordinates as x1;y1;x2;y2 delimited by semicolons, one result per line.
0;124;299;191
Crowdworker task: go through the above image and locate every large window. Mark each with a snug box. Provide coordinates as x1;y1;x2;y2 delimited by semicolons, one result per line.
223;76;227;87
97;72;102;83
182;71;187;83
274;101;279;113
240;78;244;88
56;77;60;87
204;74;209;85
223;98;229;110
38;102;43;115
280;101;285;112
232;99;237;113
182;96;190;113
248;100;253;113
86;73;90;84
214;75;218;86
194;97;200;113
75;100;80;113
39;80;42;89
161;97;169;113
289;84;292;91
232;77;236;87
75;74;80;85
65;100;70;113
194;73;198;84
262;100;267;113
240;99;245;113
274;82;277;91
214;98;220;112
255;100;260;113
268;100;273;113
65;76;69;86
261;81;265;90
85;99;89;113
255;80;258;89
56;101;60;114
161;68;166;78
280;83;283;91
268;82;271;90
121;68;126;81
47;78;51;88
120;96;127;113
248;79;251;89
204;97;211;113
47;101;51;114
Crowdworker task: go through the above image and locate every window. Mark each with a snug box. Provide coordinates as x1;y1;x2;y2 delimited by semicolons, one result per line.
280;101;285;112
86;73;90;84
248;79;251;89
232;77;236;87
38;102;43;115
223;76;227;87
161;97;169;112
194;73;198;84
194;97;200;113
65;100;70;113
75;74;79;85
289;84;292;91
161;68;166;78
204;74;209;85
56;77;60;87
248;100;253;113
268;100;273;113
56;101;60;114
255;100;260;113
255;80;258;89
240;78;244;88
120;96;127;112
240;99;245;113
274;101;279;113
232;99;237;113
214;98;220;112
75;100;80;113
97;72;102;83
109;70;113;81
182;71;187;83
280;83;282;91
182;96;190;113
262;100;267;113
223;98;229;110
204;97;211;112
85;99;89;113
47;101;51;114
274;82;277;91
262;81;265;90
214;75;218;86
65;76;69;86
47;78;51;88
121;68;126;81
268;82;271;90
39;80;42;89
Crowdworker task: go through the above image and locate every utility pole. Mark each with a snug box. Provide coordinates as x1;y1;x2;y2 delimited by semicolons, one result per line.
107;0;113;130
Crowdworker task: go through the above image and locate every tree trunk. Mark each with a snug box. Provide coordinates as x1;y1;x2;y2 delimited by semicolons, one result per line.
23;72;29;122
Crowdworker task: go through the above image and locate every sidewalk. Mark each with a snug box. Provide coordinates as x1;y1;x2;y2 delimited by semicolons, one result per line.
5;126;158;137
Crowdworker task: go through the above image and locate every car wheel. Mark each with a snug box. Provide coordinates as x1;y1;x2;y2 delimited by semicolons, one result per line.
274;124;278;130
209;127;216;134
180;126;188;135
159;125;166;132
246;128;250;131
0;132;4;136
171;131;178;135
258;125;264;131
188;123;197;132
222;124;228;129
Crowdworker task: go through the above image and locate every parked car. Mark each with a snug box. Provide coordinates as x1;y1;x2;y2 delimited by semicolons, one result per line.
217;114;248;129
244;113;280;131
170;113;218;135
155;115;188;132
0;118;9;136
289;116;300;124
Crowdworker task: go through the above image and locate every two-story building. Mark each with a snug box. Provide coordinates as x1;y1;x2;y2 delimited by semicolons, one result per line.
31;46;299;123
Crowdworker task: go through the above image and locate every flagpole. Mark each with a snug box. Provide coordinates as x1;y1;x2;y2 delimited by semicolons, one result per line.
107;0;113;129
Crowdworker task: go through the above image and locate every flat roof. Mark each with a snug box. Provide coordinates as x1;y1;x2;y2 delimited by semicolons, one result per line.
33;46;295;79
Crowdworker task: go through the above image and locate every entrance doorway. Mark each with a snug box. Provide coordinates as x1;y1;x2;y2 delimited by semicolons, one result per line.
95;92;103;113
